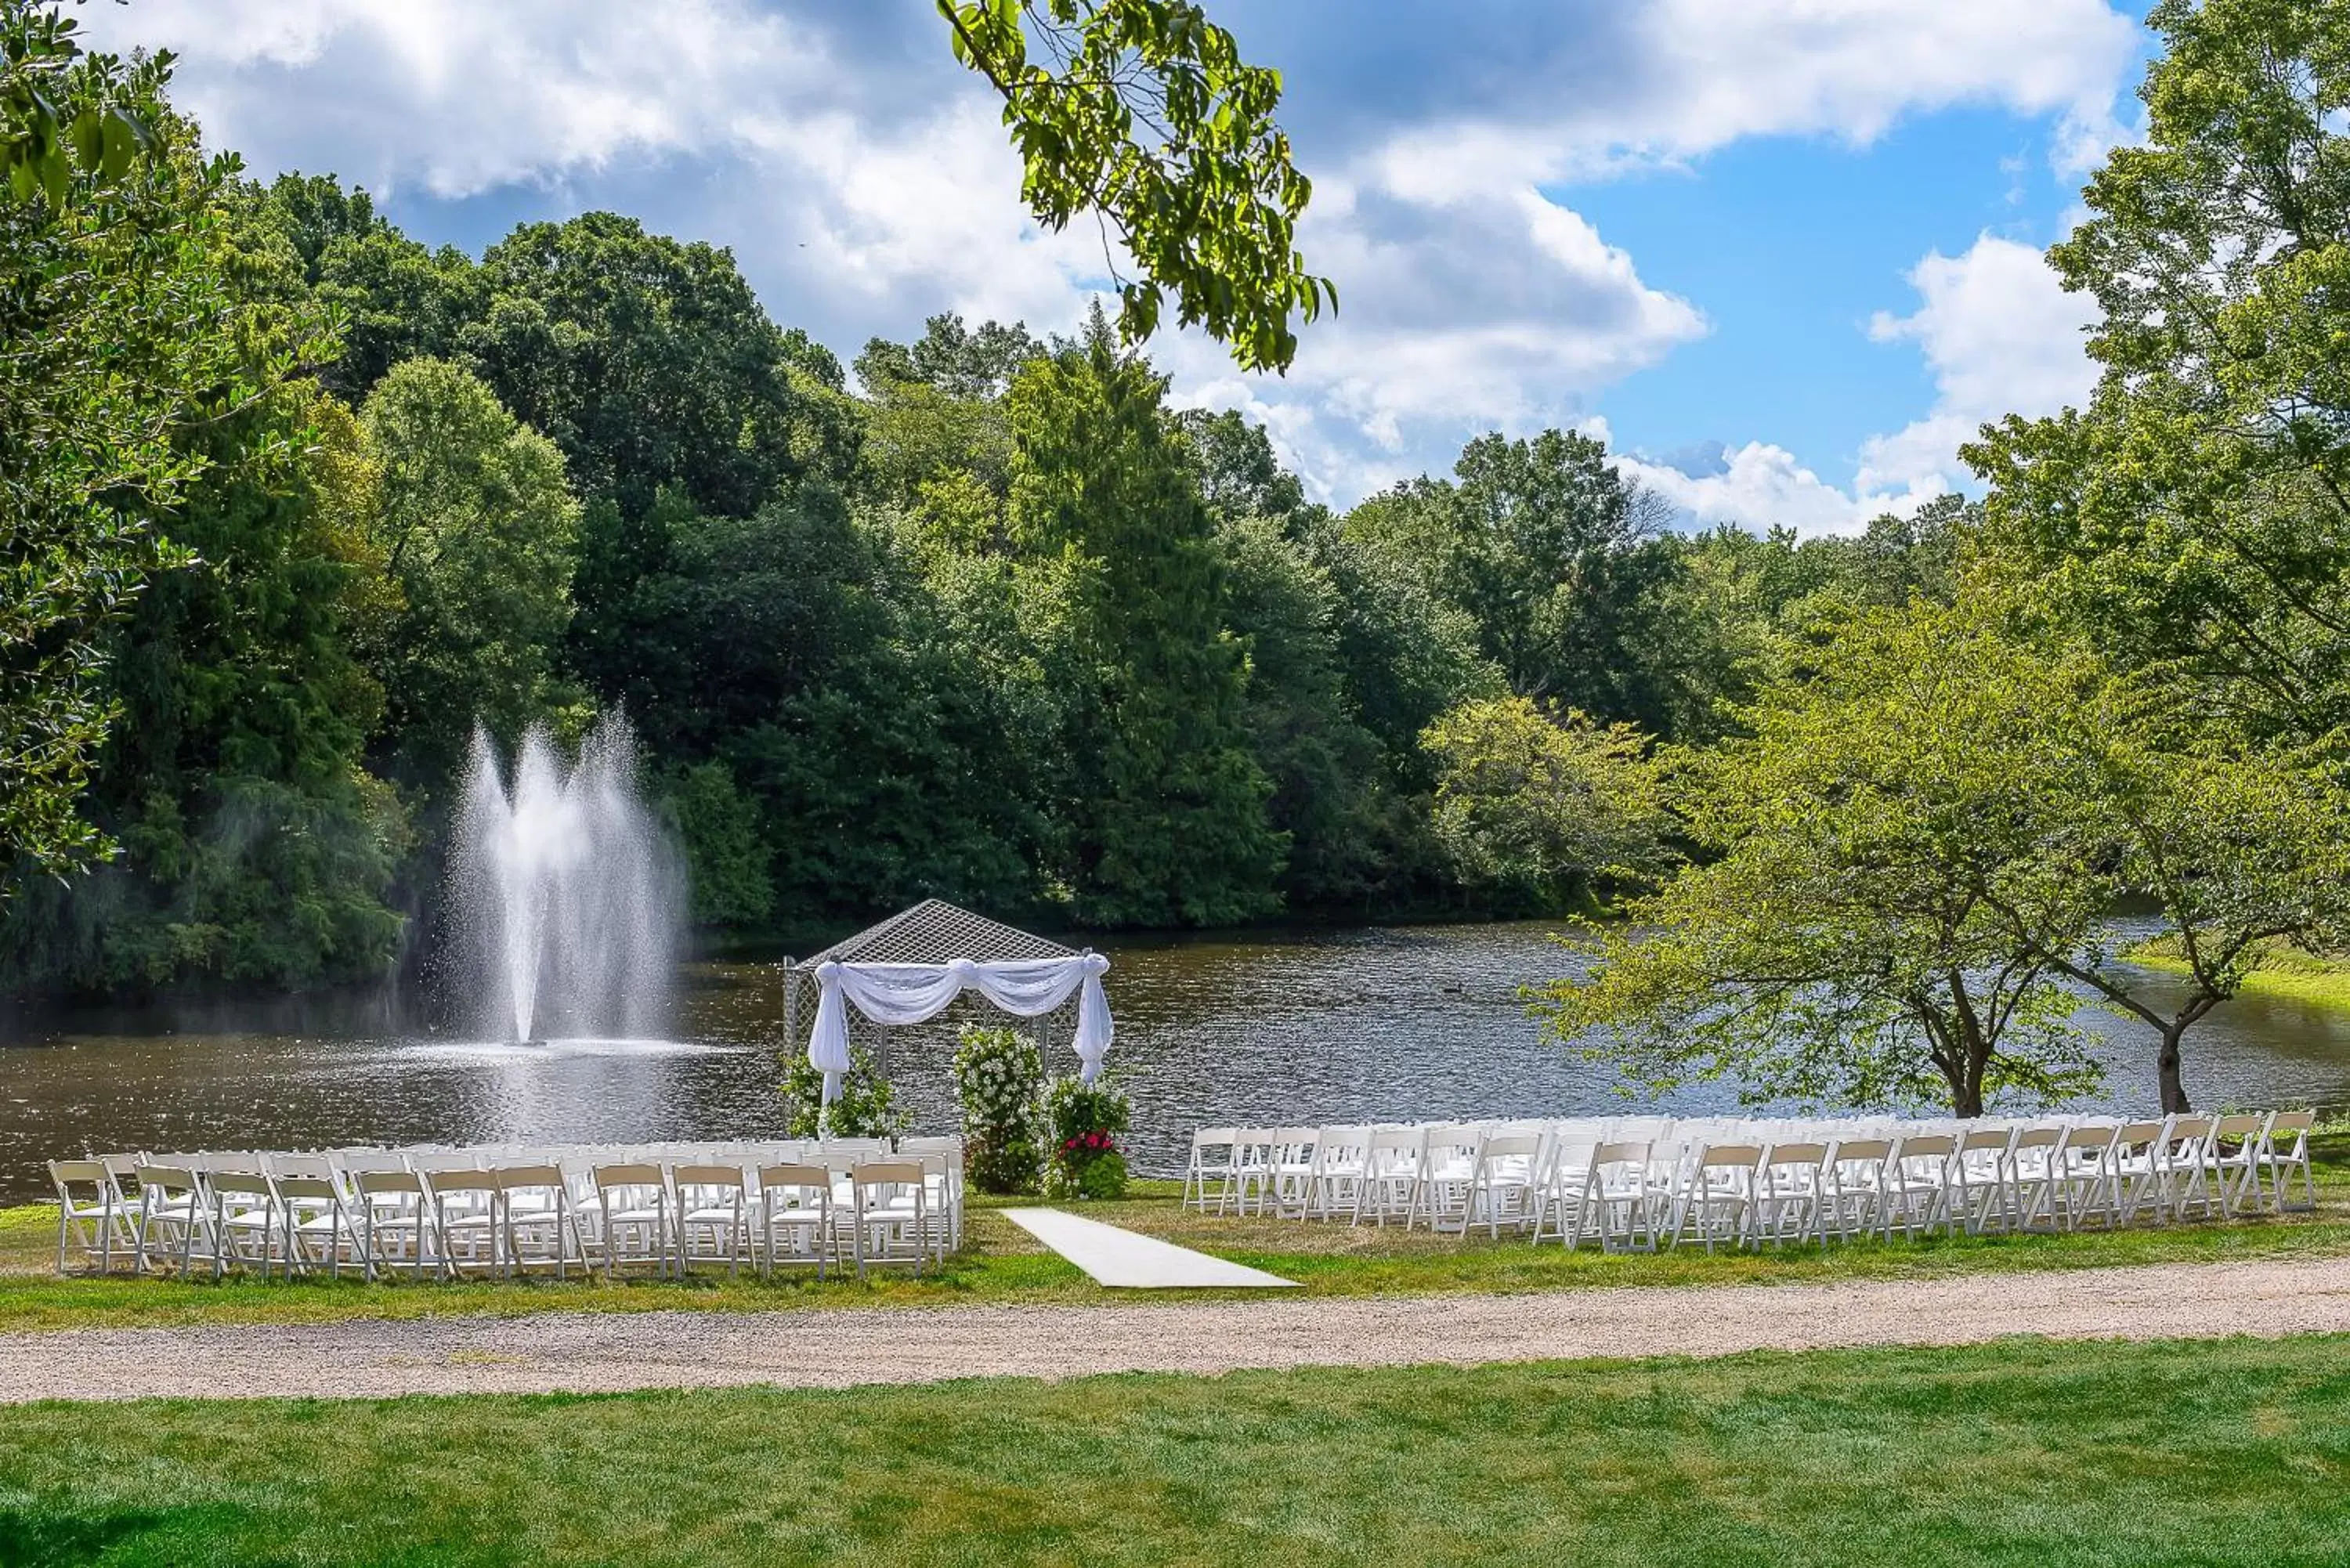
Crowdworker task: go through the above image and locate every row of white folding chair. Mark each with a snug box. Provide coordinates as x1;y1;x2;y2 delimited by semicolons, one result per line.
1180;1110;2322;1246
73;1148;957;1281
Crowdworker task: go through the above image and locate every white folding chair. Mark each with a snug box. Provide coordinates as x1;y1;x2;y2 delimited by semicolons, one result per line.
1752;1143;1830;1247
355;1169;436;1280
133;1165;213;1277
207;1168;282;1279
1459;1132;1543;1239
499;1165;582;1278
594;1163;673;1279
846;1162;929;1279
1952;1125;2016;1234
1585;1140;1661;1253
1352;1126;1425;1227
674;1164;750;1278
47;1161;126;1275
1533;1138;1597;1248
1307;1125;1372;1221
1672;1144;1762;1252
1181;1129;1240;1213
2208;1113;2269;1216
1412;1125;1481;1232
426;1169;502;1278
2109;1120;2170;1226
1824;1139;1892;1242
2263;1111;2318;1212
754;1162;833;1280
1882;1135;1955;1239
2005;1125;2065;1232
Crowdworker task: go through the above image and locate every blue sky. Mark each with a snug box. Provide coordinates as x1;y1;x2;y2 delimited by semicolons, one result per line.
88;1;2155;533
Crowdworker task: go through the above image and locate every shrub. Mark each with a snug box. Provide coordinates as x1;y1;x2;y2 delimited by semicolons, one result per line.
1040;1073;1133;1201
952;1024;1045;1194
779;1040;906;1139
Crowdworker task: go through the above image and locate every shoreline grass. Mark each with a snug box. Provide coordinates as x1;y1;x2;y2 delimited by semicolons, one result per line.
3;1136;2345;1334
1;1334;2346;1565
2122;938;2350;1011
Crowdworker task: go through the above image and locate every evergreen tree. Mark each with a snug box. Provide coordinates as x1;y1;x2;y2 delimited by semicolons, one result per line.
1007;321;1282;925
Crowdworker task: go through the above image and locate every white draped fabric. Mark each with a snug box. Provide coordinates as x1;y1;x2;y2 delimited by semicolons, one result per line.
808;952;1115;1102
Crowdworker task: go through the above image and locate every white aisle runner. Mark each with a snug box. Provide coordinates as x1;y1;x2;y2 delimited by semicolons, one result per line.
1003;1208;1299;1288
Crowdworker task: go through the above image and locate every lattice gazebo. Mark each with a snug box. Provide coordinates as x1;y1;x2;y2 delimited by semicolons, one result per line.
780;899;1115;1105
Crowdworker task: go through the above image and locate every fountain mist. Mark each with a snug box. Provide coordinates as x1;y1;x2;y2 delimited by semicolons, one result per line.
450;714;678;1042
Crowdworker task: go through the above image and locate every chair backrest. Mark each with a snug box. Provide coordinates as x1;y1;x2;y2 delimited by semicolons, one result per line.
851;1161;924;1191
1831;1139;1892;1166
1894;1135;1954;1160
2272;1109;2316;1141
497;1163;566;1194
428;1169;499;1197
1698;1143;1764;1170
50;1158;108;1194
274;1176;340;1205
757;1162;832;1197
1591;1140;1649;1169
2011;1125;2062;1151
1478;1133;1542;1160
2214;1112;2266;1139
356;1169;425;1197
1762;1142;1827;1169
593;1163;666;1197
208;1169;273;1201
1191;1127;1237;1152
136;1165;198;1198
1959;1127;2012;1154
2063;1125;2116;1152
673;1163;747;1193
267;1153;337;1183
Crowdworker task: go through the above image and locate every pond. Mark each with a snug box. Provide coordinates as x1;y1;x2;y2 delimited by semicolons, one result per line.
5;920;2349;1201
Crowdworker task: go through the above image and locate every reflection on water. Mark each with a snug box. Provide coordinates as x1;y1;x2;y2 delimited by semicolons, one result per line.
4;920;2350;1199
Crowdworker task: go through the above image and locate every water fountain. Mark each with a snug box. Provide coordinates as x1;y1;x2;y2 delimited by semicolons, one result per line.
450;714;678;1042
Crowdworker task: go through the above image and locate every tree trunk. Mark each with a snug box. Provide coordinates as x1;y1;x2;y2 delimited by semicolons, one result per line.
2158;1028;2191;1114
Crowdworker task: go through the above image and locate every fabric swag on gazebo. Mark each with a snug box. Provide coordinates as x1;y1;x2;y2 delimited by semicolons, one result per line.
783;900;1115;1105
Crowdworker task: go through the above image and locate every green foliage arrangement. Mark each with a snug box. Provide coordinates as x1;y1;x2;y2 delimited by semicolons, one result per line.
952;1024;1047;1194
1039;1072;1133;1201
779;1042;907;1141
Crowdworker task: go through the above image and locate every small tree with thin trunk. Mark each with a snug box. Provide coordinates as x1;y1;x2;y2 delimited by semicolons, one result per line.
1535;602;2105;1116
1979;681;2350;1113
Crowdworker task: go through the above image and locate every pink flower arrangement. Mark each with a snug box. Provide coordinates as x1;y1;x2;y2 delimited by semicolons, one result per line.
1061;1130;1117;1156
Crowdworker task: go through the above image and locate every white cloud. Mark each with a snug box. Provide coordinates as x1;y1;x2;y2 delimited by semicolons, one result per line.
91;0;841;197
1621;442;1917;538
84;0;2135;521
1371;0;2138;197
1856;233;2099;495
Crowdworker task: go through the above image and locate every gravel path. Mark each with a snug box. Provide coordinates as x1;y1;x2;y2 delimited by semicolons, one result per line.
6;1256;2349;1404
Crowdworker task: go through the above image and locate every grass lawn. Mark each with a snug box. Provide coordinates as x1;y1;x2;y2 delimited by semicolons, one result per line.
0;1334;2345;1566
1;1131;2345;1332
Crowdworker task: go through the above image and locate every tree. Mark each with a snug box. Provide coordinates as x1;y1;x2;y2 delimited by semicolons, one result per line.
938;0;1332;373
465;213;824;522
0;387;410;993
1970;0;2350;745
358;358;581;794
1422;696;1670;914
2;3;324;886
1536;602;2106;1117
1973;675;2350;1113
1345;430;1686;730
1007;320;1282;924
